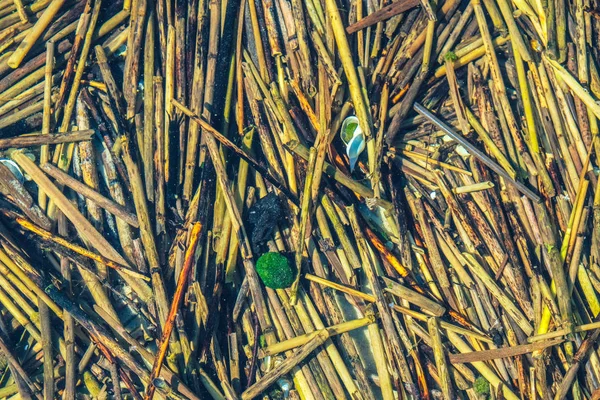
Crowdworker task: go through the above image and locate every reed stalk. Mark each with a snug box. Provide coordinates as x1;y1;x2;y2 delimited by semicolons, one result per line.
15;217;147;280
428;318;454;399
144;223;202;400
9;149;153;301
325;0;373;168
0;1;597;398
7;0;65;69
367;312;394;400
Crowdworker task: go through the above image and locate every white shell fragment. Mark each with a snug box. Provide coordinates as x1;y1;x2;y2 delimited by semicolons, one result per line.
340;116;366;172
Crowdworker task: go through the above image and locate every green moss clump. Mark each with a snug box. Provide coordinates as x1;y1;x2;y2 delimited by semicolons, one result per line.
259;334;267;348
444;51;458;62
473;376;490;396
341;121;358;143
255;252;295;289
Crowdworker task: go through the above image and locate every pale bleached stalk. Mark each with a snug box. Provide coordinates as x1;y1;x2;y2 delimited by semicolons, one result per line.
39;40;54;209
368;317;394;400
164;25;175;183
47;0;102;221
290;148;316;304
546;57;600;120
428;318;454;399
143;13;155;202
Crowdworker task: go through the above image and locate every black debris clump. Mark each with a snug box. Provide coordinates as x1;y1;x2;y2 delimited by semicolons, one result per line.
248;192;283;254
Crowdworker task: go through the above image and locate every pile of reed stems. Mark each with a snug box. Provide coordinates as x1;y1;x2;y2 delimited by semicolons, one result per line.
0;0;598;399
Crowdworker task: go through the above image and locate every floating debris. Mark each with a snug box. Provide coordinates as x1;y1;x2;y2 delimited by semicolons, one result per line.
247;192;283;254
0;0;598;399
340;115;366;171
255;252;295;289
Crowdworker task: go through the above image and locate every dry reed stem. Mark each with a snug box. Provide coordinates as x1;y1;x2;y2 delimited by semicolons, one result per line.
144;223;202;400
0;0;598;398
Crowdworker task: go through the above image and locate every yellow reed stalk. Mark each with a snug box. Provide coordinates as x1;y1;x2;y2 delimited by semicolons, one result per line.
0;249;62;318
325;0;373;170
8;150;153;303
512;41;539;152
496;0;531;61
445;54;469;135
15;217;149;281
511;0;543;38
380;276;447;316
247;0;269;80
447;331;519;400
422;15;436;73
0;258;37;307
372;82;390;198
12;0;29;23
546;57;600;120
261;315;374;357
306;273;492;342
536;60;580;189
530;320;600;342
242;331;330;399
0;271;38;322
545;61;589;164
453;181;494;194
577;265;600;316
367;311;394;400
464;107;517;178
7;0;66;68
0;285;41;342
434;36;511;78
290;148;316;304
286;140;393;208
298;288;362;398
164;25;175;183
310;71;330;205
463;253;533;335
47;0;102;219
396;149;473;175
428;318;454;399
39;40;54;210
561;180;589;258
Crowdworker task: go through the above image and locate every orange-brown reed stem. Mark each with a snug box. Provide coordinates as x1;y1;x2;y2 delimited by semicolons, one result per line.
144;222;203;400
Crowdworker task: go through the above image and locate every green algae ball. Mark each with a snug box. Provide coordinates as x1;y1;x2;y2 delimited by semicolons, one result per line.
256;252;295;289
473;376;490;396
444;51;458;62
